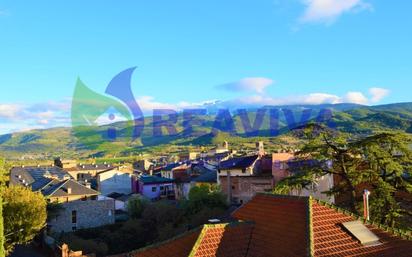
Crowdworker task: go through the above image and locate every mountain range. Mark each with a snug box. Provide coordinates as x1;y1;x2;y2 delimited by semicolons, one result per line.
1;102;411;160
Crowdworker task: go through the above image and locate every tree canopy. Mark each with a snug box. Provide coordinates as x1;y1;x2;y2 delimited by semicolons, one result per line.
2;186;47;254
274;125;412;228
0;158;6;257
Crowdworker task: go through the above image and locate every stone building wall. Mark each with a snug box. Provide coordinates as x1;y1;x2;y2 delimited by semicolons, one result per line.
48;199;115;233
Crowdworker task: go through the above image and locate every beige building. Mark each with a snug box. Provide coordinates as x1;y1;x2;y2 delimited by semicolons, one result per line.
272;152;335;203
66;163;114;181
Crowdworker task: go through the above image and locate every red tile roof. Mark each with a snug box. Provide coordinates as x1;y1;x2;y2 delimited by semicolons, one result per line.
232;194;309;257
107;228;201;257
107;194;412;257
312;201;412;257
232;194;412;257
190;223;253;257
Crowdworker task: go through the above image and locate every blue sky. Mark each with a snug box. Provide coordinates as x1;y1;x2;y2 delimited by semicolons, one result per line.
0;0;411;133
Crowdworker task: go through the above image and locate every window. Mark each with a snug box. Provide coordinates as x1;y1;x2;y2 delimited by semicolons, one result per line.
160;186;164;190
242;168;246;173
152;187;157;192
72;226;77;231
71;210;77;224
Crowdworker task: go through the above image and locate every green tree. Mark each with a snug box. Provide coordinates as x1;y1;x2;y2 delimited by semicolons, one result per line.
127;196;148;219
274;125;412;227
0;194;4;257
2;186;47;254
0;158;7;257
354;133;412;226
184;185;227;215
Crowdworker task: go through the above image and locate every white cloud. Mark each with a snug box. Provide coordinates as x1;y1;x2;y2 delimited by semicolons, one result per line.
0;86;391;134
220;87;388;108
0;99;72;134
300;0;372;24
37;119;49;125
369;87;390;103
34;111;55;119
217;77;274;94
136;96;221;114
343;91;369;105
225;93;340;106
0;104;22;119
300;93;341;105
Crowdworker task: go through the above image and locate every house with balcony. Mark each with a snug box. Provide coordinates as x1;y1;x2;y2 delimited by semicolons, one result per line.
132;175;175;200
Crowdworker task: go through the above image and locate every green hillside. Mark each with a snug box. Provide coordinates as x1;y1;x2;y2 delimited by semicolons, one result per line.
1;103;411;160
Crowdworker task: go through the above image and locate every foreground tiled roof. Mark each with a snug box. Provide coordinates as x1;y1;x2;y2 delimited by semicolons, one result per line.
312;201;412;257
232;194;309;257
232;194;412;257
107;228;201;257
106;194;412;257
189;223;253;257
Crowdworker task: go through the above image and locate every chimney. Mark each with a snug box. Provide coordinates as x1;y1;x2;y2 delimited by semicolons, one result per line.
363;189;370;221
223;141;229;150
67;187;72;194
256;141;265;156
61;243;69;257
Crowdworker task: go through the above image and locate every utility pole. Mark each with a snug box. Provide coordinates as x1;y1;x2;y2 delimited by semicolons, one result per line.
227;170;232;204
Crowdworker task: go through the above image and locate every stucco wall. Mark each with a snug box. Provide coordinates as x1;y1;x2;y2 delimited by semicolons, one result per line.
290;174;335;203
140;183;173;200
97;170;132;195
218;167;254;177
220;176;273;204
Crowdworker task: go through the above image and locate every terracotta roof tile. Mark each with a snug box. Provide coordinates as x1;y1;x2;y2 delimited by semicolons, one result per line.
107;194;412;257
110;228;201;257
190;223;253;257
232;194;310;257
312;201;412;257
231;194;412;257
